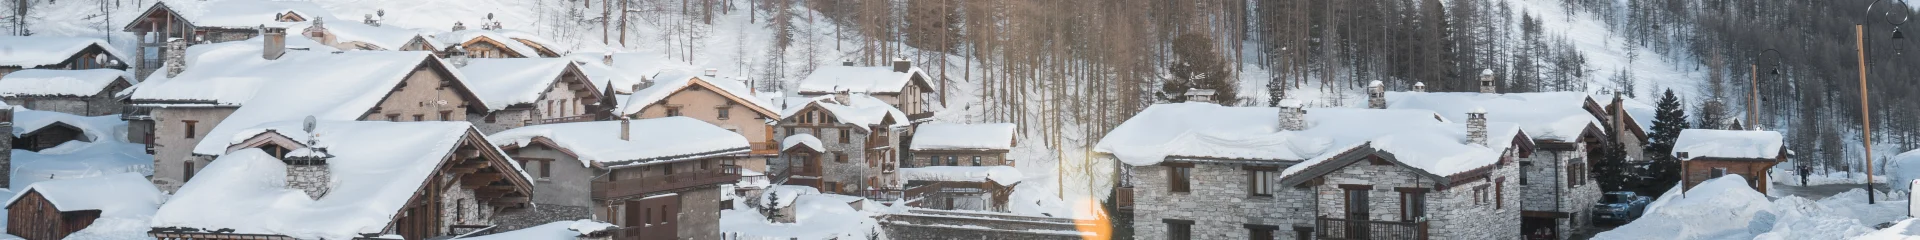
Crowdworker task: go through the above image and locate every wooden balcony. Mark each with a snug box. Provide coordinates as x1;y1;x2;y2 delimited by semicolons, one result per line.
591;167;740;200
536;115;595;124
1316;217;1428;240
750;142;780;155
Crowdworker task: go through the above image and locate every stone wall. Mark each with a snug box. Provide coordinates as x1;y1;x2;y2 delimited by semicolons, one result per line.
881;209;1086;240
503;145;595;207
908;151;1007;168
150;107;239;192
676;187;722;240
1520;148;1602;239
1131;163;1315;240
775;125;879;193
469;109;531;134
440;176;492;228
492;205;592;232
1316;154;1521;240
363;68;472;122
285;165;331;199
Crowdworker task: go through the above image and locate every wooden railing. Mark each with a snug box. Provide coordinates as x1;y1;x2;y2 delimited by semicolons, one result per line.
591;167;740;200
537;115;594;124
786;165;821;177
750;142;780;155
1316;217;1428;240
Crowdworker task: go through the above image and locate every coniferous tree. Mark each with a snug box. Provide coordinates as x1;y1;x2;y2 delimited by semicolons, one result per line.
1640;89;1690;196
1161;33;1234;105
1592;124;1634;192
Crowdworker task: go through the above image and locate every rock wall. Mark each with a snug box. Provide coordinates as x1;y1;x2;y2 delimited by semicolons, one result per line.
1132;163;1315;240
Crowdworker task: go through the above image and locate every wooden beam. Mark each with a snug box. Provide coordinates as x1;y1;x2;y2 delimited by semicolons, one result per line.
494;196;530;204
453;161;491;170
461;173;505;188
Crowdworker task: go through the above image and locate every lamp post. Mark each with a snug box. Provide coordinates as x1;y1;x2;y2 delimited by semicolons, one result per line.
1749;49;1780;131
1859;0;1908;205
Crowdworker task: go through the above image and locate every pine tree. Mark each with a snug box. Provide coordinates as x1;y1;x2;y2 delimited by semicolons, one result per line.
1161;33;1235;105
1592;124;1634;192
1640;89;1690;196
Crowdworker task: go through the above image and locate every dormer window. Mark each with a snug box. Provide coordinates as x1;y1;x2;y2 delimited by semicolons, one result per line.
261;144;290;159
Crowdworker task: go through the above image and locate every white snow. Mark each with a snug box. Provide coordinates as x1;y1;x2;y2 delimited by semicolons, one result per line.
7;109;155;188
126;36;351;105
147;0;340;29
781;133;823;153
898;166;1024;185
1094;103;1524;179
562;52;644;94
292;19;437;51
165;50;477;155
1;173;163;219
1888;149;1920;191
1597;175;1910;240
0;36;127;68
910;123;1016;151
460;57;578;109
797;64;929;94
458;220;615;240
725;187;884;239
617;71;777;117
1672;129;1786;161
0;69;132;97
1386;91;1604;142
485;118;751;168
433;29;547;57
152;121;518;240
780;94;909;130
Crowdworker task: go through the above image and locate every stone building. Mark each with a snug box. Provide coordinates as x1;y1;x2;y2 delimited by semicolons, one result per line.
487;117;751;239
770;93;908;196
797;60;942;120
461;58;611;133
3;173;163;240
147;121;534;240
0;36;129;78
908;123;1016;168
1672;129;1786;193
0;69;135;116
1383;76;1635;240
1098;97;1533;240
122;0;337;79
435;28;564;58
125;35;486;191
619;72;783;172
296;16;446;53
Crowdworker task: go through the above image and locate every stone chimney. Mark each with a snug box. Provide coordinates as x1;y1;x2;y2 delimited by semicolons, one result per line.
164;38;188;78
1184;88;1217;104
447;46;470;67
619;117;631;141
1467;107;1489;146
843;61;855;67
1367;80;1385;109
892;59;911;73
263;26;287;60
1413;82;1426;92
1479;69;1497;94
602;52;615;66
1277;98;1305;131
452;21;467;31
833;90;851;104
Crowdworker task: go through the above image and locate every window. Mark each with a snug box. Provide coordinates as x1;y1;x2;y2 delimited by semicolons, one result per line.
183;161;196;181
1294;227;1314;240
644;208;652;224
1248;170;1275;197
560;100;570;117
439;111;452;121
971;156;982;166
1519;162;1531;185
182;120;198;139
666;107;682;117
539;160;552;178
717;107;732;120
1710;167;1728;179
455;200;466;221
947;156;958;166
839;129;850;143
662;164;674;175
1164;219;1193;240
545;100;554;116
1496;177;1506;209
1168;164;1192;193
386;114;400;121
835;153;848;163
412;114;424;121
1343;186;1369;220
485;113;497;123
1399;190;1426;222
1245;224;1277;240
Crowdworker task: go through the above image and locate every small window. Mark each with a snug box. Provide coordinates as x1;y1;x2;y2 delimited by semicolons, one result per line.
836;153;848;163
183;120;198;139
1169;165;1192;193
1249;170;1274;196
947;156;958;166
386;114;400;122
545;100;554;117
412;114;424;121
971;156;982;166
485;113;498;123
1710;168;1728;179
666;107;682;117
717;107;732;120
1519;162;1531;185
663;164;674;175
439;111;452;121
539;160;552;178
1496;177;1506;209
183;161;196;181
839;129;850;143
1245;225;1277;240
1401;191;1426;221
1164;219;1193;240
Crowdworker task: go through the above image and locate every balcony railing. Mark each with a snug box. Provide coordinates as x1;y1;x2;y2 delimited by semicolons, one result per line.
750;142;780;155
536;115;594;124
1316;217;1428;240
591;167;740;200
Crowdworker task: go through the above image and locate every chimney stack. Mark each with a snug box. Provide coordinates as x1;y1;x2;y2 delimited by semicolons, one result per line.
1367;80;1386;109
452;21;467;31
1467;107;1489;146
1278;98;1305;131
1413;82;1426;92
892;59;911;73
1479;69;1497;94
620;117;631;140
282;124;334;200
164;38;187;78
602;52;615;66
1184;88;1217;104
833;90;851;105
263;26;287;60
447;46;470;67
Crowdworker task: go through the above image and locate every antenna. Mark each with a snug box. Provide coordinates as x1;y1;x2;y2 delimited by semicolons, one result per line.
303;115;318;133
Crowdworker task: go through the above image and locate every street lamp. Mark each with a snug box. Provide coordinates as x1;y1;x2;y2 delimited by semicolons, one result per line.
1858;0;1908;205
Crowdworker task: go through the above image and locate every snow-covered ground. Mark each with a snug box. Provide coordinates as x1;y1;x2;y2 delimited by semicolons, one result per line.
721;186;886;239
1595;175;1909;240
1773;168;1887;186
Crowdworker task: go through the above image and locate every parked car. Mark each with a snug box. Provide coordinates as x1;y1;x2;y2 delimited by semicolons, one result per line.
1592;191;1652;224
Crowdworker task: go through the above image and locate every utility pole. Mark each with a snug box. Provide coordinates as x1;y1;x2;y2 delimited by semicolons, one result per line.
1856;24;1875;204
1749;64;1757;130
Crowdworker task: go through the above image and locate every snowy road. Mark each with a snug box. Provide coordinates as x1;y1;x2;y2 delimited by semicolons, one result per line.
1773;183;1889;200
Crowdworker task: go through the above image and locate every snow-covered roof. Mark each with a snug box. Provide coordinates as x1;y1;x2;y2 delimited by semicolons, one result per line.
1597;94;1659;135
127;36;347;104
564;53;643;94
780;94;908;131
0;69;133;97
165;50;481;155
487;118;751;168
140;0;340;29
782;134;823;153
460;220;617;240
1671;129;1784;161
294;20;436;51
910;123;1016;151
9;108;119;141
1095;103;1527;178
0;36;127;68
434;29;545;58
797;65;930;94
898;166;1024;185
154;121;527;239
460;58;585;109
618;71;778;117
1387;91;1604;142
2;173;162;218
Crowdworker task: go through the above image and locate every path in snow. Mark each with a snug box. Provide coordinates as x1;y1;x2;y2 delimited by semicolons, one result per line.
1773;183;1889;201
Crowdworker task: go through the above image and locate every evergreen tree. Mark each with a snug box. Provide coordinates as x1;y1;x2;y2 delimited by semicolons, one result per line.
1161;33;1235;105
1640;89;1690;196
1592;123;1634;192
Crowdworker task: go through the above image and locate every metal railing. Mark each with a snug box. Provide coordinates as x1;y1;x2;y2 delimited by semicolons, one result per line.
1316;217;1428;240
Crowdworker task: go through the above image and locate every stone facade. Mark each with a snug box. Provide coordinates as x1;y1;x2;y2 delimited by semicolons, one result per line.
908;150;1006;168
1130;163;1315;240
286;165;331;199
775;124;897;192
1;83;127;117
149;107;238;191
439;176;494;228
164;39;186;78
362;68;473;122
470;109;532;134
676;187;722;240
1313;153;1521;240
492;205;592;232
1519;147;1602;240
882;209;1085;240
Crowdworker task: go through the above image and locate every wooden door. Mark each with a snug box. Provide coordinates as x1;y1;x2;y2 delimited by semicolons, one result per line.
1346;188;1369;239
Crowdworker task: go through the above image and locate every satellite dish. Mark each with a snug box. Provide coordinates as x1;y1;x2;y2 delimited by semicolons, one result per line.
487;13;494;20
303;115;318;133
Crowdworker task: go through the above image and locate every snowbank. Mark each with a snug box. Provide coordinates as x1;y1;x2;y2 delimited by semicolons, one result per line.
1598;176;1909;240
1890;149;1920;191
724;190;883;239
898;166;1024;185
1;173;163;219
0;69;132;97
0;36;127;68
7;109;153;187
1672;129;1785;161
150;0;341;28
486;118;750;168
910;123;1017;151
1096;103;1524;179
460;57;576;109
